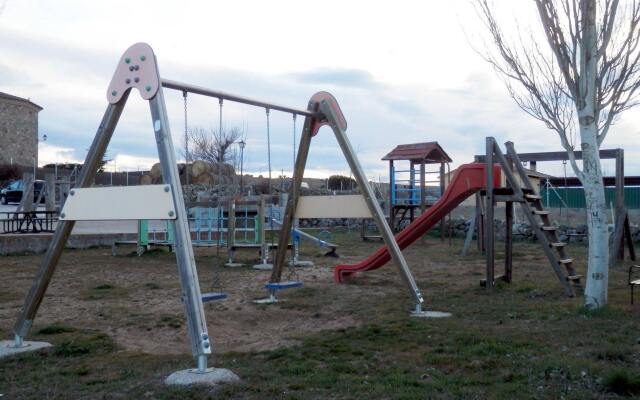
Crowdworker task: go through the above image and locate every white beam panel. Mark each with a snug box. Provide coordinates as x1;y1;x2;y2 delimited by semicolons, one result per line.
60;185;177;221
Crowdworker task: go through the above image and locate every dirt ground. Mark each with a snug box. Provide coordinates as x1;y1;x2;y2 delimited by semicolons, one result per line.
1;229;586;356
1;230;434;355
2;229;640;399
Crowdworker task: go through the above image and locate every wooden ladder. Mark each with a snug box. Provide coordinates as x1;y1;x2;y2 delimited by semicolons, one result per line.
502;142;581;296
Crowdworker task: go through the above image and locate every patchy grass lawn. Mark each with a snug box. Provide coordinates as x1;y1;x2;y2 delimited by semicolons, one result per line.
1;230;639;399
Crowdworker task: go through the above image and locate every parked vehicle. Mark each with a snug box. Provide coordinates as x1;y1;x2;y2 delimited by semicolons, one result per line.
0;180;46;205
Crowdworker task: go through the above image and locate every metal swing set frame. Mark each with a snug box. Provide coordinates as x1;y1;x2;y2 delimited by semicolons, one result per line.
9;43;424;377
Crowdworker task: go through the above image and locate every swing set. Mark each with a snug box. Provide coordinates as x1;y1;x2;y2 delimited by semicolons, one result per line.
6;43;426;384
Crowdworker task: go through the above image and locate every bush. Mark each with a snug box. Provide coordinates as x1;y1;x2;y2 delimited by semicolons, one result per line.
328;175;357;191
0;163;21;183
603;369;640;396
38;324;76;335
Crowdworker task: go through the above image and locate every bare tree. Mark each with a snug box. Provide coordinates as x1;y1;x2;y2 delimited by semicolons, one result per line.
475;0;640;308
187;126;243;166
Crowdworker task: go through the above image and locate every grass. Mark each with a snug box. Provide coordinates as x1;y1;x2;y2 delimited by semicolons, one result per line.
603;369;640;396
2;315;634;399
1;235;638;399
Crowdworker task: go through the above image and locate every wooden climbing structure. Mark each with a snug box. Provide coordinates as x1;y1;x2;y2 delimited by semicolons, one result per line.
479;138;582;297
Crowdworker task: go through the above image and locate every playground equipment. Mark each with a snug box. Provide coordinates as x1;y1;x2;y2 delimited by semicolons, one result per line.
335;163;498;282
471;141;635;278
382;142;451;233
629;265;640;304
336;138;596;298
257;90;426;315
112;219;175;256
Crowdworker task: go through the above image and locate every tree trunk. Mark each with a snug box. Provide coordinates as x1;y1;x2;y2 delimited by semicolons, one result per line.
578;0;608;309
580;139;609;309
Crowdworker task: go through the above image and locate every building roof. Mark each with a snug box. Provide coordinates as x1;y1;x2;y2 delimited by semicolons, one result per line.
382;142;452;163
0;92;43;111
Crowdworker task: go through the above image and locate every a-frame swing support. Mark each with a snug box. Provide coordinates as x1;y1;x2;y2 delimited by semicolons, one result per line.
268;93;426;314
8;43;240;385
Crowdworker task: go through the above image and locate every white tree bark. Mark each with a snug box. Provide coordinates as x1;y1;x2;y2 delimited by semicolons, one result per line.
576;0;609;309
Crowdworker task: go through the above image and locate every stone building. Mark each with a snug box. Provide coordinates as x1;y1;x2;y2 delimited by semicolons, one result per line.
0;92;42;168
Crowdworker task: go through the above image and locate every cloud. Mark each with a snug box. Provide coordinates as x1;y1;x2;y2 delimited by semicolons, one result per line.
38;142;81;165
3;5;640;183
290;68;378;89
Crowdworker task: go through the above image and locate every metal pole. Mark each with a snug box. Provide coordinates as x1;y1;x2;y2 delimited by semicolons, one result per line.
13;96;130;341
162;79;318;118
319;99;424;306
149;88;211;366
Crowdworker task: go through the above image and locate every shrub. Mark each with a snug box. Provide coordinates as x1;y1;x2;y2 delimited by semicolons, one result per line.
328;175;357;191
603;369;640;396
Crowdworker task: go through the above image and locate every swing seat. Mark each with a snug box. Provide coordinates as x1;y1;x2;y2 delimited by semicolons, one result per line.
201;292;228;302
264;281;303;291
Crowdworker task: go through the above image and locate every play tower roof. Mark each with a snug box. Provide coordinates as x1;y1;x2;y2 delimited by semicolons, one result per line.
382;142;452;163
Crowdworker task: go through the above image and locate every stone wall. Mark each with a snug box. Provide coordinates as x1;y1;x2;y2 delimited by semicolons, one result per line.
0;96;41;168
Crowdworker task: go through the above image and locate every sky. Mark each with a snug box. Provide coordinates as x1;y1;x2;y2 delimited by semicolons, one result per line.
1;0;639;181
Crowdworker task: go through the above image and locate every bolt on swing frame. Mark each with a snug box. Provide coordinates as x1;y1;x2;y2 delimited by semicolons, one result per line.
11;43;424;375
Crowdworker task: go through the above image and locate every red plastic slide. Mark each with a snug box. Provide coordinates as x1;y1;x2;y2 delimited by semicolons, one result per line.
334;163;501;283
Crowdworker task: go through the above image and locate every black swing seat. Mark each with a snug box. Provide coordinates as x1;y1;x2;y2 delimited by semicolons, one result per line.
264;281;303;291
201;292;228;302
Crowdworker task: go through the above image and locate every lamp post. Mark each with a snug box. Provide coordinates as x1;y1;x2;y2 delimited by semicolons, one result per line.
238;139;246;194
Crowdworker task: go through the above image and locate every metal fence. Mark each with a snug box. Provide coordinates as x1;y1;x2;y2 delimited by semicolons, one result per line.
540;186;640;209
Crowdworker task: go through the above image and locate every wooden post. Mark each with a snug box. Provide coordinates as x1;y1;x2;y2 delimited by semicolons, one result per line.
485;138;495;288
439;162;445;242
505;201;513;283
259;195;267;263
44;173;56;212
409;161;415;223
420;160;426;214
616;149;625;260
389;160;395;231
476;193;484;251
227;199;236;255
18;172;35;213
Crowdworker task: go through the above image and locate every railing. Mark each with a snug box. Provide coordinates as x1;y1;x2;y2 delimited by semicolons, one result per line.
1;211;58;234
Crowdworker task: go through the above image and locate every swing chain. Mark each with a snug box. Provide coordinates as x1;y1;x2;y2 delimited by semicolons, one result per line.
183;91;189;185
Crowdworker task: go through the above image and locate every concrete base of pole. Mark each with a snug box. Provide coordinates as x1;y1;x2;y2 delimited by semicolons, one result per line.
224;262;244;268
165;367;240;386
410;310;452;318
0;340;52;359
252;263;273;270
290;260;314;267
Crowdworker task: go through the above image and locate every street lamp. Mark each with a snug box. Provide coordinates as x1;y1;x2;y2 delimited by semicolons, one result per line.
238;139;246;194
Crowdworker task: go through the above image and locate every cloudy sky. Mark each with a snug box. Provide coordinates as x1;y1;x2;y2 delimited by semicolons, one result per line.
1;0;639;181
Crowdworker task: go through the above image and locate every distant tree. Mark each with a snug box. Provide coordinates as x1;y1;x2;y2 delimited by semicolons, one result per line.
475;0;640;308
186;126;243;166
328;175;357;191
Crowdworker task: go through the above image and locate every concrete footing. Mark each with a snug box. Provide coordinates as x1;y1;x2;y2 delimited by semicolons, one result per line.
0;340;52;359
252;263;273;270
410;310;452;318
253;296;278;304
165;367;240;386
224;262;244;268
290;260;314;267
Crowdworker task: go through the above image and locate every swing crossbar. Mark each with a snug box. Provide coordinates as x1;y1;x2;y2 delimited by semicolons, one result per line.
162;79;320;118
265;281;303;290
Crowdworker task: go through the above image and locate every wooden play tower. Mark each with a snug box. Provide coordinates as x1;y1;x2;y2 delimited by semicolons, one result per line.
382;142;452;232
